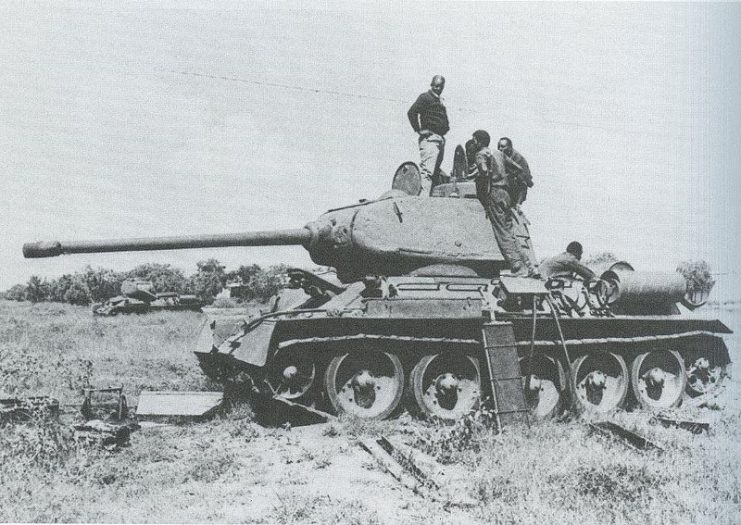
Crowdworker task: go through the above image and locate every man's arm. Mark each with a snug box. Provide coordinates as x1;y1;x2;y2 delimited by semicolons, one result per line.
407;94;426;133
475;150;490;176
517;155;533;187
506;153;533;188
566;259;596;281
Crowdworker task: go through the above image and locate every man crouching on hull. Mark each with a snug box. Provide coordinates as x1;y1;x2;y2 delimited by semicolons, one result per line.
540;241;596;281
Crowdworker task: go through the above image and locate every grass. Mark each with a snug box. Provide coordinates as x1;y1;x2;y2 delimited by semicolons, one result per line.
0;299;740;523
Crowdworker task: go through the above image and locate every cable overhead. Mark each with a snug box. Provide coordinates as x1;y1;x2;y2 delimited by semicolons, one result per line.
160;69;687;139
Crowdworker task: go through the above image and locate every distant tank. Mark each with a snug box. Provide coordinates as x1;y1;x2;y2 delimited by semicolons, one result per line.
91;278;203;316
24;156;731;420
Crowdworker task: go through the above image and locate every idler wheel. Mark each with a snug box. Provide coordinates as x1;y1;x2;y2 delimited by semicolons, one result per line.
324;351;404;419
631;350;686;410
520;354;566;419
266;350;316;400
571;352;628;414
685;355;729;397
410;353;480;421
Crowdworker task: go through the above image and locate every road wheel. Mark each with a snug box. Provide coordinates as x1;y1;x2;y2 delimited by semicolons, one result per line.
521;354;566;418
410;353;480;421
324;350;404;419
630;350;686;410
571;352;628;415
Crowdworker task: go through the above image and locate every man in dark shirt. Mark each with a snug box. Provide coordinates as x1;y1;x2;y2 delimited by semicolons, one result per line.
471;130;527;276
497;137;533;206
540;241;596;281
407;75;449;195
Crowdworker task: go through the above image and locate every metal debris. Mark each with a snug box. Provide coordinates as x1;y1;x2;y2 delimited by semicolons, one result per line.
136;391;224;419
81;386;128;421
0;396;59;422
359;438;425;495
589;421;663;452
654;415;710;434
73;419;133;449
359;435;476;507
254;395;335;427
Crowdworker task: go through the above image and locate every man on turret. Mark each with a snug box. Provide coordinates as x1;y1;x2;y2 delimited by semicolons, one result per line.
497;137;533;206
407;75;449;196
470;129;529;276
540;241;596;281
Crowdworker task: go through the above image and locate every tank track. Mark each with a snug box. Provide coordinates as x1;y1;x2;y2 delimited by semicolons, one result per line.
229;330;730;421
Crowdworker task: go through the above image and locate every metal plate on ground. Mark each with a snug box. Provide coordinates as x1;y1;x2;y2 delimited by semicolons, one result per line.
136;391;223;418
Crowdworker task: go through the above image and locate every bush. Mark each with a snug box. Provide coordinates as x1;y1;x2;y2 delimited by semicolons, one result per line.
584;252;618;267
4;284;27;301
63;281;92;305
211;297;240;308
677;259;715;293
226;264;289;302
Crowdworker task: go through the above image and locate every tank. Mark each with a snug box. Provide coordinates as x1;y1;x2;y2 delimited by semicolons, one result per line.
23;161;732;420
90;278;204;316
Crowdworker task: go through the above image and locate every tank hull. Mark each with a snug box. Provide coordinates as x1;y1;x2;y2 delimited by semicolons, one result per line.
196;272;732;420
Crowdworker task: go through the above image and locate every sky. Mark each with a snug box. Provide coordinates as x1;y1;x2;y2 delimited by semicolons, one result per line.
1;1;740;299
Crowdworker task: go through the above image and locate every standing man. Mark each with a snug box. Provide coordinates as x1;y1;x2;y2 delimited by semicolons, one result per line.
407;75;449;195
539;241;596;281
471;130;528;276
497;137;533;206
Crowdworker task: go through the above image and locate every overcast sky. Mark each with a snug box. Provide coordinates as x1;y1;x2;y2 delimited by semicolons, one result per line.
1;2;740;299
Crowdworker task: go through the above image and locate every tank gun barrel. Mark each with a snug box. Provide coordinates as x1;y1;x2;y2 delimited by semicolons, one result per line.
23;228;312;258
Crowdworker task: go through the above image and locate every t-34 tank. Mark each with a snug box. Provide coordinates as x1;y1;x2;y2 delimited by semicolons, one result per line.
23;163;732;421
91;279;203;316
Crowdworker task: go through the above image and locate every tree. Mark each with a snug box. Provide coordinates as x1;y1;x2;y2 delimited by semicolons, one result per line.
25;275;50;303
677;260;715;293
83;266;125;302
253;264;289;301
187;259;227;303
126;263;187;293
225;264;289;301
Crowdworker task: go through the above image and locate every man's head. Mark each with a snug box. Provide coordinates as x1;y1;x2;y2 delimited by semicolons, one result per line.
472;129;490;148
566;241;584;260
497;137;513;156
430;75;445;96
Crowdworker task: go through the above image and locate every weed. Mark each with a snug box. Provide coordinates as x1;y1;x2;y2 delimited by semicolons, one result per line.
184;447;238;483
271;493;380;525
412;405;498;464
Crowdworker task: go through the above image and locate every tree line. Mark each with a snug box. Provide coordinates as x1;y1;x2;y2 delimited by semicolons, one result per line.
1;259;289;305
1;255;716;305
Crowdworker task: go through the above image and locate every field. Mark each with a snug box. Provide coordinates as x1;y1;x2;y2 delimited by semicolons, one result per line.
1;299;740;524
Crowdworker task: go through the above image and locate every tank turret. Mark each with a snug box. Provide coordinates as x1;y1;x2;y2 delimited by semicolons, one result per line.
24;194;516;282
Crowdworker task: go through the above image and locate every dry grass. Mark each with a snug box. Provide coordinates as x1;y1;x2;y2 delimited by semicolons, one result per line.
0;299;740;524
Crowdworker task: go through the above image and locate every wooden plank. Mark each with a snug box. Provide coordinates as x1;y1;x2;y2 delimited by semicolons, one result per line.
135;391;223;417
